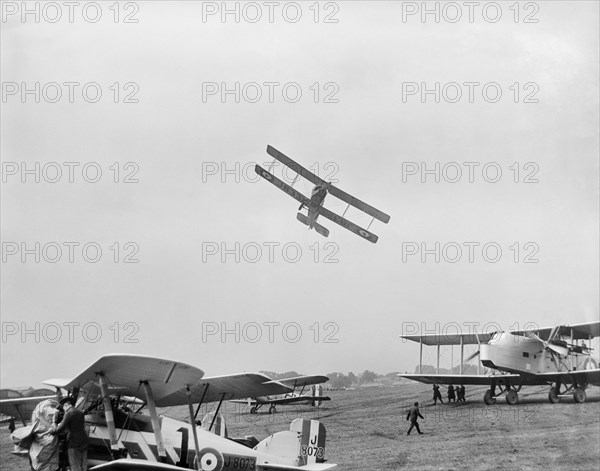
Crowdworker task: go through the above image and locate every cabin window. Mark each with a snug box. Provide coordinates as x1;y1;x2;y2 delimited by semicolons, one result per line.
522;352;529;358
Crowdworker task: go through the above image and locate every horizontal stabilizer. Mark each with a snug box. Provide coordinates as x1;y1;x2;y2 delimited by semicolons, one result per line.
297;213;329;237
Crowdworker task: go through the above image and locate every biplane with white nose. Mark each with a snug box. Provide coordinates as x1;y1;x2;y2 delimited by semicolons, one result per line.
6;354;337;470
399;321;600;406
255;145;390;243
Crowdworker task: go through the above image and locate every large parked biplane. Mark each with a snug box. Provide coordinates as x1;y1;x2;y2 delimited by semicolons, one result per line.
255;145;390;243
231;375;330;414
399;321;600;405
6;354;337;470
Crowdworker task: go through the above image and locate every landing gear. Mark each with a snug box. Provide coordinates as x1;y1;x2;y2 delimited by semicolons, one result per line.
250;407;257;414
548;380;587;404
484;390;496;405
269;405;276;414
483;380;521;405
548;387;559;404
505;390;519;405
573;387;586;404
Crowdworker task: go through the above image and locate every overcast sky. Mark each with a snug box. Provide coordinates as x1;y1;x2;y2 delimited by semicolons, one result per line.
1;1;598;387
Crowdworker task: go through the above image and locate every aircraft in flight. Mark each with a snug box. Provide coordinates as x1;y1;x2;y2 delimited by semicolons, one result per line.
6;354;337;470
255;145;390;243
232;375;330;414
399;321;600;405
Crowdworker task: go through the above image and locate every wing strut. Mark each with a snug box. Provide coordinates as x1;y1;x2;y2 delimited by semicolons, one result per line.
97;374;120;451
419;338;423;374
193;383;209;421
142;381;167;461
366;217;375;231
460;336;464;375
341;204;350;218
186;385;201;468
209;393;226;432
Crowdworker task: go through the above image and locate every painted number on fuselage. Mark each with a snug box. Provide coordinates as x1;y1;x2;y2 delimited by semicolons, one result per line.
300;444;325;459
224;455;256;470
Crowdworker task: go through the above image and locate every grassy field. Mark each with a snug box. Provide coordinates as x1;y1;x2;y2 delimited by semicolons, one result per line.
2;381;599;470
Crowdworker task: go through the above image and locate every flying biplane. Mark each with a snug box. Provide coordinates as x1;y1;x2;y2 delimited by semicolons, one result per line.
399;321;600;405
8;354;337;470
231;375;330;414
255;145;390;243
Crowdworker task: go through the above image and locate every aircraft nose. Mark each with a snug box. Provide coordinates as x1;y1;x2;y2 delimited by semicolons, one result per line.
480;344;496;368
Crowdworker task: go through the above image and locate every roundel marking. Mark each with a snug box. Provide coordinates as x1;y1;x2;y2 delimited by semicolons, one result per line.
358;229;371;239
261;169;273;180
198;447;224;471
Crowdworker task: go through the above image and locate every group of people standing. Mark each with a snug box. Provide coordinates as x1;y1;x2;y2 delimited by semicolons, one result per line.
432;384;466;404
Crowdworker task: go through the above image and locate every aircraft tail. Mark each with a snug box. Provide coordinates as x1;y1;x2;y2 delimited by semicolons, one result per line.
255;419;333;469
296;213;329;238
312;385;323;407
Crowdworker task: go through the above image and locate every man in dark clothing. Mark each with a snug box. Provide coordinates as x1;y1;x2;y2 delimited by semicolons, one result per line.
50;397;88;471
432;384;443;404
459;385;466;402
447;385;456;402
406;401;424;435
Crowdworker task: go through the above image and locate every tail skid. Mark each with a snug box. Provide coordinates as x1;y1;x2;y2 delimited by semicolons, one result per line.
296;213;329;238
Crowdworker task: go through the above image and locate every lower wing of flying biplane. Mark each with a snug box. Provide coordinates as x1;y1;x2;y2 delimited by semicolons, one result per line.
255;164;382;243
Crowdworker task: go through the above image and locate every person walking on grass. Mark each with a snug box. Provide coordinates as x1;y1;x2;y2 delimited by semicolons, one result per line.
406;402;424;435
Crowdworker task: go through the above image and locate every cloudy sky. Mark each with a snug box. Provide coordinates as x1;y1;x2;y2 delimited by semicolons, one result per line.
1;1;598;387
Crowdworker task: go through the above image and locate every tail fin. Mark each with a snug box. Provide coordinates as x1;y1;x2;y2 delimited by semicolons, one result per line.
296;213;329;238
291;419;326;465
254;419;330;468
313;385;323;407
201;412;228;438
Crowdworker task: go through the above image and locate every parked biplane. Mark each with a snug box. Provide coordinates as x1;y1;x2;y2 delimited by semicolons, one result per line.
7;354;337;470
255;145;390;243
0;387;56;425
399;321;600;405
231;375;330;414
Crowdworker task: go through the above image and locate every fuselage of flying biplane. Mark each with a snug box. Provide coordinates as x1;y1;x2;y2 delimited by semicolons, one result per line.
306;184;329;225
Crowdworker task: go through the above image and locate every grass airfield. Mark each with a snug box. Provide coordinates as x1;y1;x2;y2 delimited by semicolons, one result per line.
2;381;599;470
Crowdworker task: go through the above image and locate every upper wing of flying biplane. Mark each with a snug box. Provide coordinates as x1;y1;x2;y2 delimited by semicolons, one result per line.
265;145;390;223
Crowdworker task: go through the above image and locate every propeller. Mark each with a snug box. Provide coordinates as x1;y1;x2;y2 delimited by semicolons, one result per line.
525;327;569;357
465;350;480;363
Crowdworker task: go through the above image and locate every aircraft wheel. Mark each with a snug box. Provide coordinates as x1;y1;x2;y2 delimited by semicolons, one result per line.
505;390;518;406
573;388;586;404
483;390;496;405
548;387;559;404
250;407;257;414
269;405;276;414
